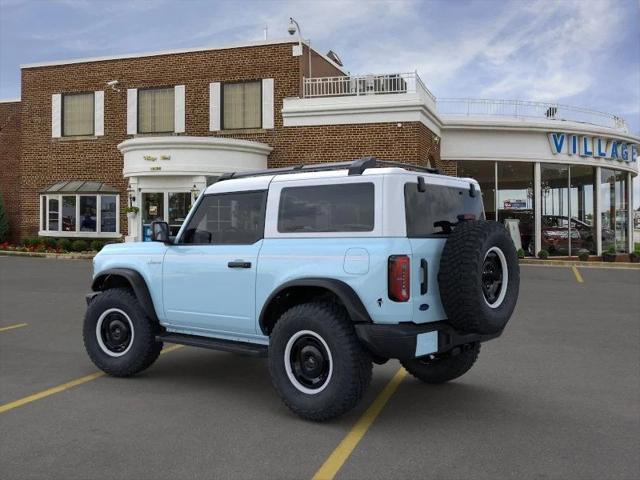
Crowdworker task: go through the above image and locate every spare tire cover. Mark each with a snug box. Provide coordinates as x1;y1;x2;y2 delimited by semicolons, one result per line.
437;220;519;334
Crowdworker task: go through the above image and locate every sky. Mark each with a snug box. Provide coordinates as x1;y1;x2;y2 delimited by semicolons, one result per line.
0;0;639;204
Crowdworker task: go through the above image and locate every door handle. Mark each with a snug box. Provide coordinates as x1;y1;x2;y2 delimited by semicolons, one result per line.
420;259;428;295
228;261;252;269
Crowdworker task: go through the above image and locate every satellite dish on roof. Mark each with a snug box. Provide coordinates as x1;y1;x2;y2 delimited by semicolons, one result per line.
326;50;343;67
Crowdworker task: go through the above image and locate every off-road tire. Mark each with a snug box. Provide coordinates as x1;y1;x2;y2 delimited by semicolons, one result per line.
83;288;163;377
401;343;480;384
438;220;519;334
268;302;372;422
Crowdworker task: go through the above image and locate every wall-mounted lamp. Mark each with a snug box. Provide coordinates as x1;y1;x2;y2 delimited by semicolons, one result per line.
191;184;200;201
127;186;136;205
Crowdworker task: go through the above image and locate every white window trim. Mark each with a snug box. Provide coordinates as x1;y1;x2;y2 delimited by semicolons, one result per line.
38;193;121;238
94;90;104;136
262;78;274;129
127;88;137;135
52;94;62;138
209;82;221;131
174;85;185;133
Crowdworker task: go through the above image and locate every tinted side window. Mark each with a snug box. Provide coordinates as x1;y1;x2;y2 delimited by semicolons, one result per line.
181;191;266;244
278;183;374;233
405;182;485;237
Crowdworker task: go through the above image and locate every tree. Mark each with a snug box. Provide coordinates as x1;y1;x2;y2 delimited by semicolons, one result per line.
0;193;9;242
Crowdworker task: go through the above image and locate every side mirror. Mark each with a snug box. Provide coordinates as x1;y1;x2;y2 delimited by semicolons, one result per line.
151;221;170;243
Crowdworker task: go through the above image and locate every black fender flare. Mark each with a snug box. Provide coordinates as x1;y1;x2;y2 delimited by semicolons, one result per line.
258;278;372;334
91;268;159;322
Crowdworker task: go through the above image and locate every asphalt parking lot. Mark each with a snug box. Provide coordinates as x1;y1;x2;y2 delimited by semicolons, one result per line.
0;257;639;480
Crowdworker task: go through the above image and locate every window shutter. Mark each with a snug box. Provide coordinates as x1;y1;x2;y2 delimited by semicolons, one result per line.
174;85;185;133
209;82;221;131
262;78;274;129
94;91;104;136
51;94;62;138
127;88;137;134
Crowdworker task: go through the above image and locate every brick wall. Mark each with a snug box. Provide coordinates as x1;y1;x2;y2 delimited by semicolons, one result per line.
0;101;21;241
13;41;441;239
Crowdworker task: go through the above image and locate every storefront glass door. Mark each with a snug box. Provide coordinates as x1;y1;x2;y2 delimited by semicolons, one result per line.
142;192;192;241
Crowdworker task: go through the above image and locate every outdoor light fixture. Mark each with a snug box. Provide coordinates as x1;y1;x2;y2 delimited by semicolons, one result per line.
191;184;200;201
127;186;136;205
288;17;312;78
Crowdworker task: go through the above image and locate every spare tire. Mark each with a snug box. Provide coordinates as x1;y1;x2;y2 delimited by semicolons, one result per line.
438;220;519;334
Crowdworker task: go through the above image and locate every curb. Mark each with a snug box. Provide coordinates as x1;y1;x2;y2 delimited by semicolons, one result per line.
0;250;95;260
519;259;640;269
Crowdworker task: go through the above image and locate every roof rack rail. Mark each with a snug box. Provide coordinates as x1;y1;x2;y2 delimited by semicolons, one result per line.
216;157;441;182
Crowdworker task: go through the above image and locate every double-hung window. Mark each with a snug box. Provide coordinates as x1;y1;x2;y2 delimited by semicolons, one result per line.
62;92;95;136
138;87;175;133
222;81;261;129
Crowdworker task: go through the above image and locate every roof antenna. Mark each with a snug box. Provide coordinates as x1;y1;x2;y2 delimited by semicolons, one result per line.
263;25;268;40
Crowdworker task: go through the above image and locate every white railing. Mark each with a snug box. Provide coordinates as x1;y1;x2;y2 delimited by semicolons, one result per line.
303;72;436;102
436;98;628;132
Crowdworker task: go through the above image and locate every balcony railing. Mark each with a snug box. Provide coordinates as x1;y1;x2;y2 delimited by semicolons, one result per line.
303;72;436;102
301;74;628;132
436;98;628;132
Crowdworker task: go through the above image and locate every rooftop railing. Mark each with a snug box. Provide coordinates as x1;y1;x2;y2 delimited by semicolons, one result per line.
301;74;628;132
436;98;628;132
303;72;436;102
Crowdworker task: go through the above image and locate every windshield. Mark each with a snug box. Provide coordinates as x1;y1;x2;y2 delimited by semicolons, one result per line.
404;181;485;236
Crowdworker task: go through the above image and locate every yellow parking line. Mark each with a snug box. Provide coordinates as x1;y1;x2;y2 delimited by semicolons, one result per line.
571;265;584;283
0;344;184;414
0;323;28;333
312;367;408;480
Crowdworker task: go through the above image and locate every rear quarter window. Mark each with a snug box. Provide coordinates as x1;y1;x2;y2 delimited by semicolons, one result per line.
278;183;374;233
405;181;484;237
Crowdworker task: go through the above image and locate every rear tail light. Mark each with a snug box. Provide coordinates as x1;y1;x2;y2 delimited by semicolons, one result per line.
388;255;410;302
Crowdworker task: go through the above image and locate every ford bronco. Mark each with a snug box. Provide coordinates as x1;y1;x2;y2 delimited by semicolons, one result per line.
83;157;519;421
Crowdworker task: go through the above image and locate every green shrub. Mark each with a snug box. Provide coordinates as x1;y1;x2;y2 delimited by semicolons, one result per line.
41;237;57;249
606;245;616;254
0;194;9;242
21;237;36;247
577;249;589;261
537;249;549;260
58;238;73;252
90;240;105;252
516;248;525;259
71;239;88;252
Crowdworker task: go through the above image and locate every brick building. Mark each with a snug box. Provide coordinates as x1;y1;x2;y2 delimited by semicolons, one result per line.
0;37;637;254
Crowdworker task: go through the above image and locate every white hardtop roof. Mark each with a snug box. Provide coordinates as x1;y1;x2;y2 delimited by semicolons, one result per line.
204;167;475;195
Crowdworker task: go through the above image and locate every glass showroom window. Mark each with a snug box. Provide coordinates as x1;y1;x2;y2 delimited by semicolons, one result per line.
541;164;570;256
457;161;496;220
222;81;261;129
497;162;534;255
63;92;94;136
601;169;629;253
138;87;175;133
569;165;596;254
40;194;119;237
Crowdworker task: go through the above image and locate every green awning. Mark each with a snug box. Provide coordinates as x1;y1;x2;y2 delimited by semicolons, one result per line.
41;181;119;194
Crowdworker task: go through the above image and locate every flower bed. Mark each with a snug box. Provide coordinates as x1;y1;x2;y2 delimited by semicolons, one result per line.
0;237;122;254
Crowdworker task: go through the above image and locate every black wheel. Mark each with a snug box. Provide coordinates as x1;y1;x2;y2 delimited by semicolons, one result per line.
268;302;372;422
401;343;480;384
83;288;163;377
438;220;519;334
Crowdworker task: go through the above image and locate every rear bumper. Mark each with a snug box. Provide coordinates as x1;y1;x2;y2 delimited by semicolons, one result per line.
354;321;502;361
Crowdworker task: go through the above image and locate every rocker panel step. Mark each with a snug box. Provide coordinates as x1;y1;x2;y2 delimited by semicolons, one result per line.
157;332;268;357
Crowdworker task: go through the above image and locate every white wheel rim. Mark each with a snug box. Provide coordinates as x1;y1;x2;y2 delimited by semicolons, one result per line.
95;308;135;357
284;330;333;395
483;246;509;309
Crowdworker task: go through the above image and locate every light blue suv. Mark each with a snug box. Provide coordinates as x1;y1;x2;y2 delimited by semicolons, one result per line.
84;157;519;421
